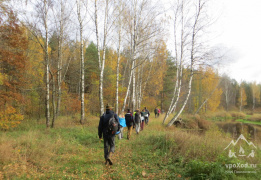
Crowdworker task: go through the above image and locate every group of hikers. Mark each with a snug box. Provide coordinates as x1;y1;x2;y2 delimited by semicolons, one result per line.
98;104;150;165
154;107;163;118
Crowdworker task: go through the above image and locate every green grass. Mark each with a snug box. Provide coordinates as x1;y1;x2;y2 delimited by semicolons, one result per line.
0;115;260;179
236;119;261;125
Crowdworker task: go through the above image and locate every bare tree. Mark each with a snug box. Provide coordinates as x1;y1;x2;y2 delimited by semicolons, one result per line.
123;0;164;112
95;0;110;116
115;0;125;115
43;0;51;127
22;0;52;127
167;0;210;127
163;1;184;124
76;0;85;124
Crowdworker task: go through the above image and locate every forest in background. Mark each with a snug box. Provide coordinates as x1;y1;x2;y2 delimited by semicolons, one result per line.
1;0;261;130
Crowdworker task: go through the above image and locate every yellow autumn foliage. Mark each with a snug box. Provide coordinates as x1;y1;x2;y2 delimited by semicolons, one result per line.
201;67;222;112
194;66;223;113
0;106;24;130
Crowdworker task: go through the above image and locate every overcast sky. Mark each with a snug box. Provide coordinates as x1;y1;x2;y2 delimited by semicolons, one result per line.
163;0;261;84
208;0;261;84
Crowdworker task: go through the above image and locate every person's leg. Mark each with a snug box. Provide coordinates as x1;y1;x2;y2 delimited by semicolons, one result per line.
121;127;124;138
118;127;123;139
103;136;109;162
129;126;132;138
127;126;131;139
107;135;115;165
136;122;140;134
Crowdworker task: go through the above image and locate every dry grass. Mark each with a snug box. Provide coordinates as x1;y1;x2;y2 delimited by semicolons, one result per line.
1;113;260;179
177;114;214;130
248;114;261;122
164;126;230;162
205;111;232;120
230;111;246;118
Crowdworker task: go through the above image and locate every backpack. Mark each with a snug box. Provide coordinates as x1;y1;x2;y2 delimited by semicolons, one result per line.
135;113;141;123
125;113;132;122
107;114;118;135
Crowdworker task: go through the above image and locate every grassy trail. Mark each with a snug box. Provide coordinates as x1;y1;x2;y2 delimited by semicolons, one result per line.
92;115;179;179
0;115;260;179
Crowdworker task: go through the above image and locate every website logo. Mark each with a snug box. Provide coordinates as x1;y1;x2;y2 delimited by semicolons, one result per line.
224;134;257;158
224;134;258;174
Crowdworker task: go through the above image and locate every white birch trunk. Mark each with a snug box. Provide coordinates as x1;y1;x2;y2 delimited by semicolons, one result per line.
162;64;181;124
167;0;203;127
121;61;134;114
132;59;136;111
132;14;137;112
56;0;64;117
51;74;56;128
116;36;121;114
44;0;50;128
163;2;183;124
95;0;108;116
167;71;193;127
137;65;143;109
115;1;123;115
77;0;85;124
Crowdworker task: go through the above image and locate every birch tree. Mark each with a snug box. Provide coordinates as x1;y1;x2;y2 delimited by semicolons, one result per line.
115;0;125;115
166;0;210;127
122;0;164;112
76;0;86;124
22;0;52;127
163;1;184;124
50;0;72;127
94;0;109;116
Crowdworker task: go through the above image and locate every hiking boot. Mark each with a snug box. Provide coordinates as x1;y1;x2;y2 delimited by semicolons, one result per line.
107;158;113;165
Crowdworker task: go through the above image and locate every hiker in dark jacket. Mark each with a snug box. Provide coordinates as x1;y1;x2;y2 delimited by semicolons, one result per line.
154;107;158;118
144;107;150;124
125;109;134;140
98;104;119;165
134;109;141;134
140;109;145;131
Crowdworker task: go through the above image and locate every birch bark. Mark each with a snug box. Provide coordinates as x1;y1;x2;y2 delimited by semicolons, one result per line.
77;0;85;124
167;0;205;127
44;0;50;128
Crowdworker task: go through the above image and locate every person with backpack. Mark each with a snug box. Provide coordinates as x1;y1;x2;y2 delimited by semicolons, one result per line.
98;104;120;165
125;109;134;140
134;109;141;134
144;107;150;125
154;107;158;118
140;109;145;131
118;113;126;140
